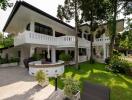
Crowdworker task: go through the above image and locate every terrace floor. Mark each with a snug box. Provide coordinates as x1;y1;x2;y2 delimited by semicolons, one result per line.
0;67;62;100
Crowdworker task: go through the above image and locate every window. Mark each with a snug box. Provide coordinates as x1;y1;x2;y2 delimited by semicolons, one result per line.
26;23;30;31
35;22;53;36
55;31;65;37
77;30;82;38
79;48;86;56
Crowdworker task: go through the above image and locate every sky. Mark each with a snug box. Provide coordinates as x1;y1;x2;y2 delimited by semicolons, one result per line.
0;0;75;33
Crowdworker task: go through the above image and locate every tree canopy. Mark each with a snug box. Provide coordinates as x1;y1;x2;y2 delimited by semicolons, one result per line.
80;0;108;63
57;0;80;69
0;0;13;10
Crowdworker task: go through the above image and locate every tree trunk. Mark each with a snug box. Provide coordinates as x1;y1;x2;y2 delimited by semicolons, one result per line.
90;12;94;64
109;0;117;58
90;31;93;64
74;0;79;69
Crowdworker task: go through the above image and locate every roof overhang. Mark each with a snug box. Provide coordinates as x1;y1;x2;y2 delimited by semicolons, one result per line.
3;1;74;34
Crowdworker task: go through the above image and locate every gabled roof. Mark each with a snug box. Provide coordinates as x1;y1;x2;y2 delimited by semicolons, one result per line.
3;1;74;32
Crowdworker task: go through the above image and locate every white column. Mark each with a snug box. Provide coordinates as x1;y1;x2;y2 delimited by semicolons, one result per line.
30;21;35;32
65;49;68;54
30;46;35;57
106;45;109;57
53;30;55;37
51;47;56;63
103;44;106;60
82;32;84;39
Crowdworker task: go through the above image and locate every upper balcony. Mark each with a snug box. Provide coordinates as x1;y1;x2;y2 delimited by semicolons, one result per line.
14;31;90;48
93;37;110;46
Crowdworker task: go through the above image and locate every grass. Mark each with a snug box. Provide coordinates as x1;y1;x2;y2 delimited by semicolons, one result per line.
50;62;132;100
0;45;3;48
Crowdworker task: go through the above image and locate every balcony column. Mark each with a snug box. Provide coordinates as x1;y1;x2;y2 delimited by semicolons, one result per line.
29;46;35;57
53;30;55;37
82;32;84;39
51;47;56;63
106;45;109;57
30;21;35;32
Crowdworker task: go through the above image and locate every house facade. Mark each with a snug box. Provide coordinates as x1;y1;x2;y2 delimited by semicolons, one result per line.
0;1;124;66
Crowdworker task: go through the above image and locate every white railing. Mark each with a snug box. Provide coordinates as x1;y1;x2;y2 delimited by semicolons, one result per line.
14;31;90;47
94;37;110;45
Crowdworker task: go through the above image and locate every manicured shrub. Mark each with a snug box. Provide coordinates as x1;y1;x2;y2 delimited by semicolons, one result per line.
105;57;110;64
35;70;48;87
32;53;41;61
59;53;71;62
106;53;131;75
63;76;80;99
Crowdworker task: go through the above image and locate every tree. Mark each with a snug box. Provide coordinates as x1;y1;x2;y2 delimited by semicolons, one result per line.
80;0;108;63
118;18;132;50
0;32;4;48
0;0;13;10
106;0;132;58
57;0;81;69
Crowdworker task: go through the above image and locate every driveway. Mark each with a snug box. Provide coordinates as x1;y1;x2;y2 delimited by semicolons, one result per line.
0;67;56;100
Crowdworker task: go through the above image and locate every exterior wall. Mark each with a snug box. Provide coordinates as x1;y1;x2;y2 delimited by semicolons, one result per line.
9;6;75;36
1;48;18;58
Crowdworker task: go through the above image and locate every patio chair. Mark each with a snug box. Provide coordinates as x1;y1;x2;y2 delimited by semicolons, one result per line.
81;81;110;100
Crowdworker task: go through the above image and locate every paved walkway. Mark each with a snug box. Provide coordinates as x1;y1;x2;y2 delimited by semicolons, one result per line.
0;67;62;100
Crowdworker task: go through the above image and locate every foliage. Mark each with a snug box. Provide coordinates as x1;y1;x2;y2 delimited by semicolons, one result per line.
50;62;132;100
0;57;19;64
57;0;80;69
2;35;14;48
106;52;131;74
118;18;132;50
0;0;13;10
59;53;71;62
35;70;47;85
63;76;80;98
105;57;110;64
106;0;132;58
32;53;44;61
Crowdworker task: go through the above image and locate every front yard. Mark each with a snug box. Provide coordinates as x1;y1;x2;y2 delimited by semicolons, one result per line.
50;62;132;100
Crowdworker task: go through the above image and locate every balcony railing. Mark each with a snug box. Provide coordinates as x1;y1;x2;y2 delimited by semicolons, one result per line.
94;37;110;45
14;31;90;47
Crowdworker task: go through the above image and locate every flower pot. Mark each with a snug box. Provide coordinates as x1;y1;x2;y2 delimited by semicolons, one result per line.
64;91;80;100
38;79;49;87
73;91;80;100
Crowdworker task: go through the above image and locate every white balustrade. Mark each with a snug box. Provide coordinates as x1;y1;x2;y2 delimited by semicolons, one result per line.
14;31;90;47
94;37;110;45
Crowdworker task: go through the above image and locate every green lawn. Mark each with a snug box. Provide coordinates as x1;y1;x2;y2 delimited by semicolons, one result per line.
0;45;3;48
50;62;132;100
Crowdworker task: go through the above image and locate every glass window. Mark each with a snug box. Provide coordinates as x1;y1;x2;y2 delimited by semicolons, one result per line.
79;48;86;56
35;22;53;36
26;23;30;31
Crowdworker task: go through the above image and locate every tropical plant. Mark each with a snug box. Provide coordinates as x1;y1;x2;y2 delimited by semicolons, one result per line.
63;76;80;99
106;51;131;75
35;70;48;87
106;0;132;58
32;53;43;61
57;0;80;69
80;0;108;63
59;53;71;62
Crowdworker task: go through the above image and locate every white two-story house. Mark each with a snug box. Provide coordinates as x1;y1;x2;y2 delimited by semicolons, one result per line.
1;1;124;66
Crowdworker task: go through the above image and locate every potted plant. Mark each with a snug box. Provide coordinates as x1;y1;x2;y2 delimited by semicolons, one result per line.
59;53;71;65
63;77;80;100
35;70;49;87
